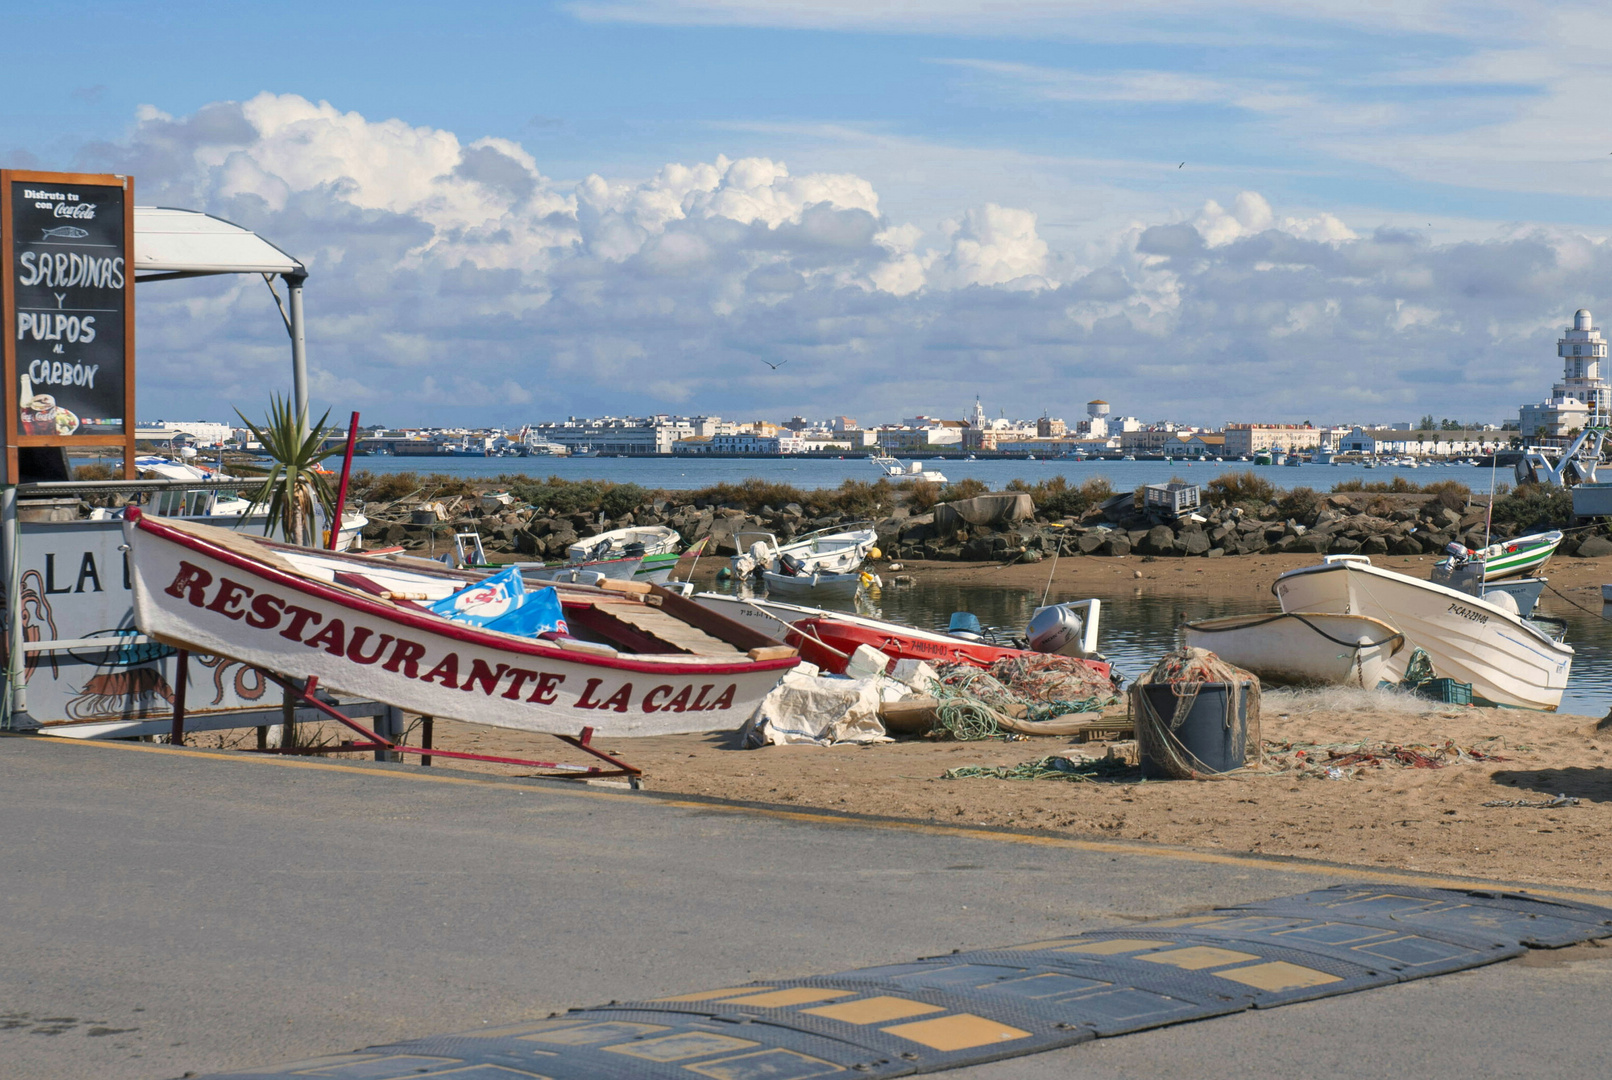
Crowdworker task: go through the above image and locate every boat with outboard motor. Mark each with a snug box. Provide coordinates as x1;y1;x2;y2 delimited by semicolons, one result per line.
1433;530;1563;584
1273;554;1572;710
568;524;683;584
731;524;878;584
691;592;1110;678
123;510;799;737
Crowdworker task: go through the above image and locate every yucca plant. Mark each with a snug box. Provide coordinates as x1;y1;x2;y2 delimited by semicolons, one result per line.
235;395;340;547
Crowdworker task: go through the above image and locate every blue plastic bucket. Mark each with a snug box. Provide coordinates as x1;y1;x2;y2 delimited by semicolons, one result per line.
1136;681;1252;779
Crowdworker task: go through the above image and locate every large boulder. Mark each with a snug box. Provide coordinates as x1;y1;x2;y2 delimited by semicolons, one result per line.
1139;525;1177;556
1177;529;1211;556
1574;534;1612;558
1101;534;1132;557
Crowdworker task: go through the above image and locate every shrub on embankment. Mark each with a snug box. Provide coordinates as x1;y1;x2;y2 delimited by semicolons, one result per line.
346;467;1601;563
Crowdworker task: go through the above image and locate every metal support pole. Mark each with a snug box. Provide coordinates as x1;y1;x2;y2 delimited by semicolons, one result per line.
169;650;189;746
286;273;309;429
1;487;35;731
422;717;433;767
376;706;403;763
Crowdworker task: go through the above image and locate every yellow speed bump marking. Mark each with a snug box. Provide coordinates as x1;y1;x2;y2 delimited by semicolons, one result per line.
686;1048;845;1078
603;1032;759;1061
803;996;946;1024
880;1013;1033;1052
718;987;856;1007
1058;938;1168;955
1140;946;1261;970
1215;961;1344;992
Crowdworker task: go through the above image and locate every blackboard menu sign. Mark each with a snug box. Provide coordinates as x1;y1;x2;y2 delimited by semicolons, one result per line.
1;170;136;482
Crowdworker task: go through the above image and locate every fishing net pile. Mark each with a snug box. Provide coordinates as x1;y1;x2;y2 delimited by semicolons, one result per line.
1264;737;1508;780
1131;647;1261;780
930;655;1121;740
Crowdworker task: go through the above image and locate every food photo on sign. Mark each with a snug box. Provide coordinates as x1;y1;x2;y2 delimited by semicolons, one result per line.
8;177;129;439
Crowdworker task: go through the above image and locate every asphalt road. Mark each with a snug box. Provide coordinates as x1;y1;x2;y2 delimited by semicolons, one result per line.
3;734;1609;1080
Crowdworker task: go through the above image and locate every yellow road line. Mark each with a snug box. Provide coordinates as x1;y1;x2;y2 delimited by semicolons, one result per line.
17;733;1610;904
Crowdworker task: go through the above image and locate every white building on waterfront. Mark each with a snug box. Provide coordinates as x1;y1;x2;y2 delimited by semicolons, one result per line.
139;420;234;446
1520;308;1611;440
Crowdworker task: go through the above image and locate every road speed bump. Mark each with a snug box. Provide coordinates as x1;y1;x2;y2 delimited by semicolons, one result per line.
198;885;1612;1079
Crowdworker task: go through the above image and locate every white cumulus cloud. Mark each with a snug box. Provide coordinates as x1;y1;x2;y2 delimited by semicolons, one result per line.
36;93;1611;427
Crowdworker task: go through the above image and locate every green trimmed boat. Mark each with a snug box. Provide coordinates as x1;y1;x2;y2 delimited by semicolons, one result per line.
1437;530;1564;583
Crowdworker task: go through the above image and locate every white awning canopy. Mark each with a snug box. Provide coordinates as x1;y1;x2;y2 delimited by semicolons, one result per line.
132;206;312;422
133;207;304;278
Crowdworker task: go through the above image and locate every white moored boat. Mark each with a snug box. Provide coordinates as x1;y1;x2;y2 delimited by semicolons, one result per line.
1181;612;1405;688
569;524;684;584
733;524;878;577
124;510;799;737
1273;555;1573;710
872;456;948;483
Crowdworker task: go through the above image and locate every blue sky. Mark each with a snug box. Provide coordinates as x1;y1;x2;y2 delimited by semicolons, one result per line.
5;1;1611;427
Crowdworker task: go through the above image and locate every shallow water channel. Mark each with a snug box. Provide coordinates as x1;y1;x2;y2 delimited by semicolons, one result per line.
715;575;1612;718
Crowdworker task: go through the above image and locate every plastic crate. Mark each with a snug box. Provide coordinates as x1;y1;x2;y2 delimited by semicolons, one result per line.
1416;678;1472;705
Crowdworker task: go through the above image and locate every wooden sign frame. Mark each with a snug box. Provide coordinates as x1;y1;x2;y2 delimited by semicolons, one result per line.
1;169;137;482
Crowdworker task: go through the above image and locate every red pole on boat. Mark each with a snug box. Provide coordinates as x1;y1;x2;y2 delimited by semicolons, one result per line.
329;411;361;551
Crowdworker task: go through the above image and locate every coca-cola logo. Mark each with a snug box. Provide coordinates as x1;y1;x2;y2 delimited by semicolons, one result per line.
52;202;96;220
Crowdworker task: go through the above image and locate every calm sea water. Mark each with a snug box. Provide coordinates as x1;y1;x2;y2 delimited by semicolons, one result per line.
346;454;1509;496
714;575;1612;718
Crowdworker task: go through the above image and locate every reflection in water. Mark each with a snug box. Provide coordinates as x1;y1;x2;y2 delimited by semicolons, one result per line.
720;577;1612;717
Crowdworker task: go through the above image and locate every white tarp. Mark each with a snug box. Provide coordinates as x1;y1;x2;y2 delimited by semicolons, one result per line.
742;658;941;747
743;664;893;746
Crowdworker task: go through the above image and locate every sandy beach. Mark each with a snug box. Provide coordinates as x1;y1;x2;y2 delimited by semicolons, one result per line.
190;551;1612;894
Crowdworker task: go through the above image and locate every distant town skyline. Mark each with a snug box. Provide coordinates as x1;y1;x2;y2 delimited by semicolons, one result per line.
6;4;1609;426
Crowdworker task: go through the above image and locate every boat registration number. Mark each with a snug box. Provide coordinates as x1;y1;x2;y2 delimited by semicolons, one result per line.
1445;601;1489;626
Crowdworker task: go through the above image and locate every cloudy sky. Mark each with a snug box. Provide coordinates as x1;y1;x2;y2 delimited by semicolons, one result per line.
5;1;1611;429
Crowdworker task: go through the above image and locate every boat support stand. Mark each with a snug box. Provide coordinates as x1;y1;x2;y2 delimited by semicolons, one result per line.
165;651;642;786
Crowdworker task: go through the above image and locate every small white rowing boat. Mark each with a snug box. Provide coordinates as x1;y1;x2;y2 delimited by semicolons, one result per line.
760;567;876;596
1181;612;1405;688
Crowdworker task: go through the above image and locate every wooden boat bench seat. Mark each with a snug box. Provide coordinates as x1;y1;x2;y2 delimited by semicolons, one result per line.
578;600;747;657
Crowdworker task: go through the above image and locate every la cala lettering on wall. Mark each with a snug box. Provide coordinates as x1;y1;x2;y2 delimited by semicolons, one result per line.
1;170;136;480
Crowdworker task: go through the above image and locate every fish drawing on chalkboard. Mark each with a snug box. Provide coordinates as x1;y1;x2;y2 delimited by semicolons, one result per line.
41;226;89;240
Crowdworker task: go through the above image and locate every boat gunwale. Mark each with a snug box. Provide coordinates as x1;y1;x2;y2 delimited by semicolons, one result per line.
1183;610;1407;654
1273;558;1573;656
128;509;797;677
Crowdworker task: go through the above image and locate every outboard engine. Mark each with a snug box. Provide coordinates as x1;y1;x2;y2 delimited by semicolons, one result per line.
779;553;806;577
947;612;985;641
1026;599;1102;658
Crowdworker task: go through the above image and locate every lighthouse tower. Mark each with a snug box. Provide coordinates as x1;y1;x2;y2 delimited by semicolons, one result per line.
1520;308;1612;438
1558;309;1610;420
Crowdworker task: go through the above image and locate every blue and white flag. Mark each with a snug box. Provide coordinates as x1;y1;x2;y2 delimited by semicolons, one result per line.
429;566;526;625
480;585;569;638
428;567;568;638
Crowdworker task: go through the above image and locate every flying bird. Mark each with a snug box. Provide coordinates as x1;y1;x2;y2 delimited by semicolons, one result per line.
761;358;788;371
1178;162;1185;168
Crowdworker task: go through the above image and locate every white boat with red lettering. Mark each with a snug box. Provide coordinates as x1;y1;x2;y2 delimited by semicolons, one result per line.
1273;554;1572;710
123;509;799;737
